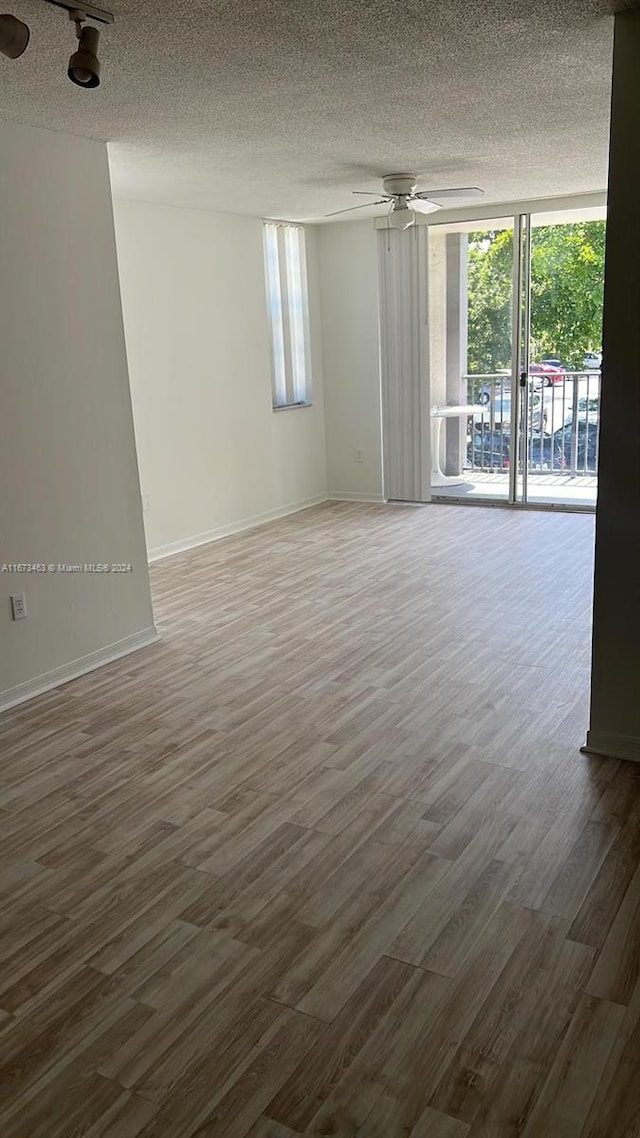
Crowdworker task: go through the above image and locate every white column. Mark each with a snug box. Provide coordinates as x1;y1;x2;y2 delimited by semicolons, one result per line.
444;233;468;475
583;11;640;762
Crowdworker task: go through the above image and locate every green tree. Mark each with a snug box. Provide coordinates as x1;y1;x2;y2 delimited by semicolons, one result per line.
530;222;605;368
466;221;605;373
467;228;513;374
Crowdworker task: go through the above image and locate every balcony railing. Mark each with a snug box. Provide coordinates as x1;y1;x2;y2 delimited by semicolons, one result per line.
464;371;601;477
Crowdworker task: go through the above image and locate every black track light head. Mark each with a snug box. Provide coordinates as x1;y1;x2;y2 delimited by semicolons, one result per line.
0;13;30;59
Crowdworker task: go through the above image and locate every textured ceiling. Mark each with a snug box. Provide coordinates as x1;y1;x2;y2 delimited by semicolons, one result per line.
0;0;619;220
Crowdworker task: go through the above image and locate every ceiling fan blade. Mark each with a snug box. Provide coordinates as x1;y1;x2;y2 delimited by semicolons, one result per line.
324;199;389;217
414;186;484;201
352;191;392;196
410;198;442;215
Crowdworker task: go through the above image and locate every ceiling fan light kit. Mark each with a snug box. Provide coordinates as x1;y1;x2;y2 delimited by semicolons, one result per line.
388;201;415;230
325;174;484;226
0;0;113;85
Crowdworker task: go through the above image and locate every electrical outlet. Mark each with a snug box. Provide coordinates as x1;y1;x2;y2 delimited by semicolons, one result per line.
355;449;365;463
141;492;151;513
10;593;27;621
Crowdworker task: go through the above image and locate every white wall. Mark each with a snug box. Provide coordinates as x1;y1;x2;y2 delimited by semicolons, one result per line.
113;199;328;556
0;121;155;707
316;221;384;500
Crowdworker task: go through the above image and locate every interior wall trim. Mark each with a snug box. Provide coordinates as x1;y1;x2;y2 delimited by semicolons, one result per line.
326;491;386;503
581;730;640;763
147;495;329;563
0;626;160;713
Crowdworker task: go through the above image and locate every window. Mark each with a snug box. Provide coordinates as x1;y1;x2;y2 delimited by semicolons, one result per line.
263;221;312;409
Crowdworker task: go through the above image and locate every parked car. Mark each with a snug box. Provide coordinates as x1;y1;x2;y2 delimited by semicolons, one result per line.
475;387;545;433
528;430;566;471
477;376;509;405
467;426;511;469
554;397;600;431
583;351;602;371
556;420;599;472
530;418;598;472
578;395;599;412
467;426;565;471
529;361;566;386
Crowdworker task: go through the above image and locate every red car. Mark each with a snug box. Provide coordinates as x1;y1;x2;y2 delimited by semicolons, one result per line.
529;361;566;386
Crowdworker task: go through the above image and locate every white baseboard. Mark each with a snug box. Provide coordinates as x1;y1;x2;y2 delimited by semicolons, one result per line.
147;495;329;563
0;626;160;713
327;491;386;503
581;730;640;763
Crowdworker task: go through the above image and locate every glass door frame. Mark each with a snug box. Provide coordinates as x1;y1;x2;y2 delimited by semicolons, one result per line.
418;197;605;513
511;211;530;506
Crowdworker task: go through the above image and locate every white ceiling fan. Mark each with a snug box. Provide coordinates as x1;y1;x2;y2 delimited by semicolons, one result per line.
325;173;484;229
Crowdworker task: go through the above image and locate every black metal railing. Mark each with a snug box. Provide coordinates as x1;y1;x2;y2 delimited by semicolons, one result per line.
463;371;600;477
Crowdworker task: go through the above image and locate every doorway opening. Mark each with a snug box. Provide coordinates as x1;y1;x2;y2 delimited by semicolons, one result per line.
428;205;605;509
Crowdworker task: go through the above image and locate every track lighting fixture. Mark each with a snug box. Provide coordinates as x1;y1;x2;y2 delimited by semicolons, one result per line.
0;13;30;58
0;1;114;85
44;0;113;87
68;14;100;86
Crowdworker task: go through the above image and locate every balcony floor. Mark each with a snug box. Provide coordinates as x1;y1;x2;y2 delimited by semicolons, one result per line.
432;471;597;508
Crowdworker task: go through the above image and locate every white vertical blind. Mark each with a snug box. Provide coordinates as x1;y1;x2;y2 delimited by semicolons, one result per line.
263;222;312;408
378;225;431;501
264;224;287;406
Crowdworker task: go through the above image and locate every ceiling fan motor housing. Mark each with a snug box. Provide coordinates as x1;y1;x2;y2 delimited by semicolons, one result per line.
382;173;418;197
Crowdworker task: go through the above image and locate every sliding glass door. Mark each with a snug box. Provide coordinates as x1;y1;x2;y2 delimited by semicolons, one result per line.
427;217;515;502
428;205;605;509
517;209;604;508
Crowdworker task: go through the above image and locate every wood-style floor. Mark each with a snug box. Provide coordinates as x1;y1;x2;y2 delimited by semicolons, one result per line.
1;501;639;1138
